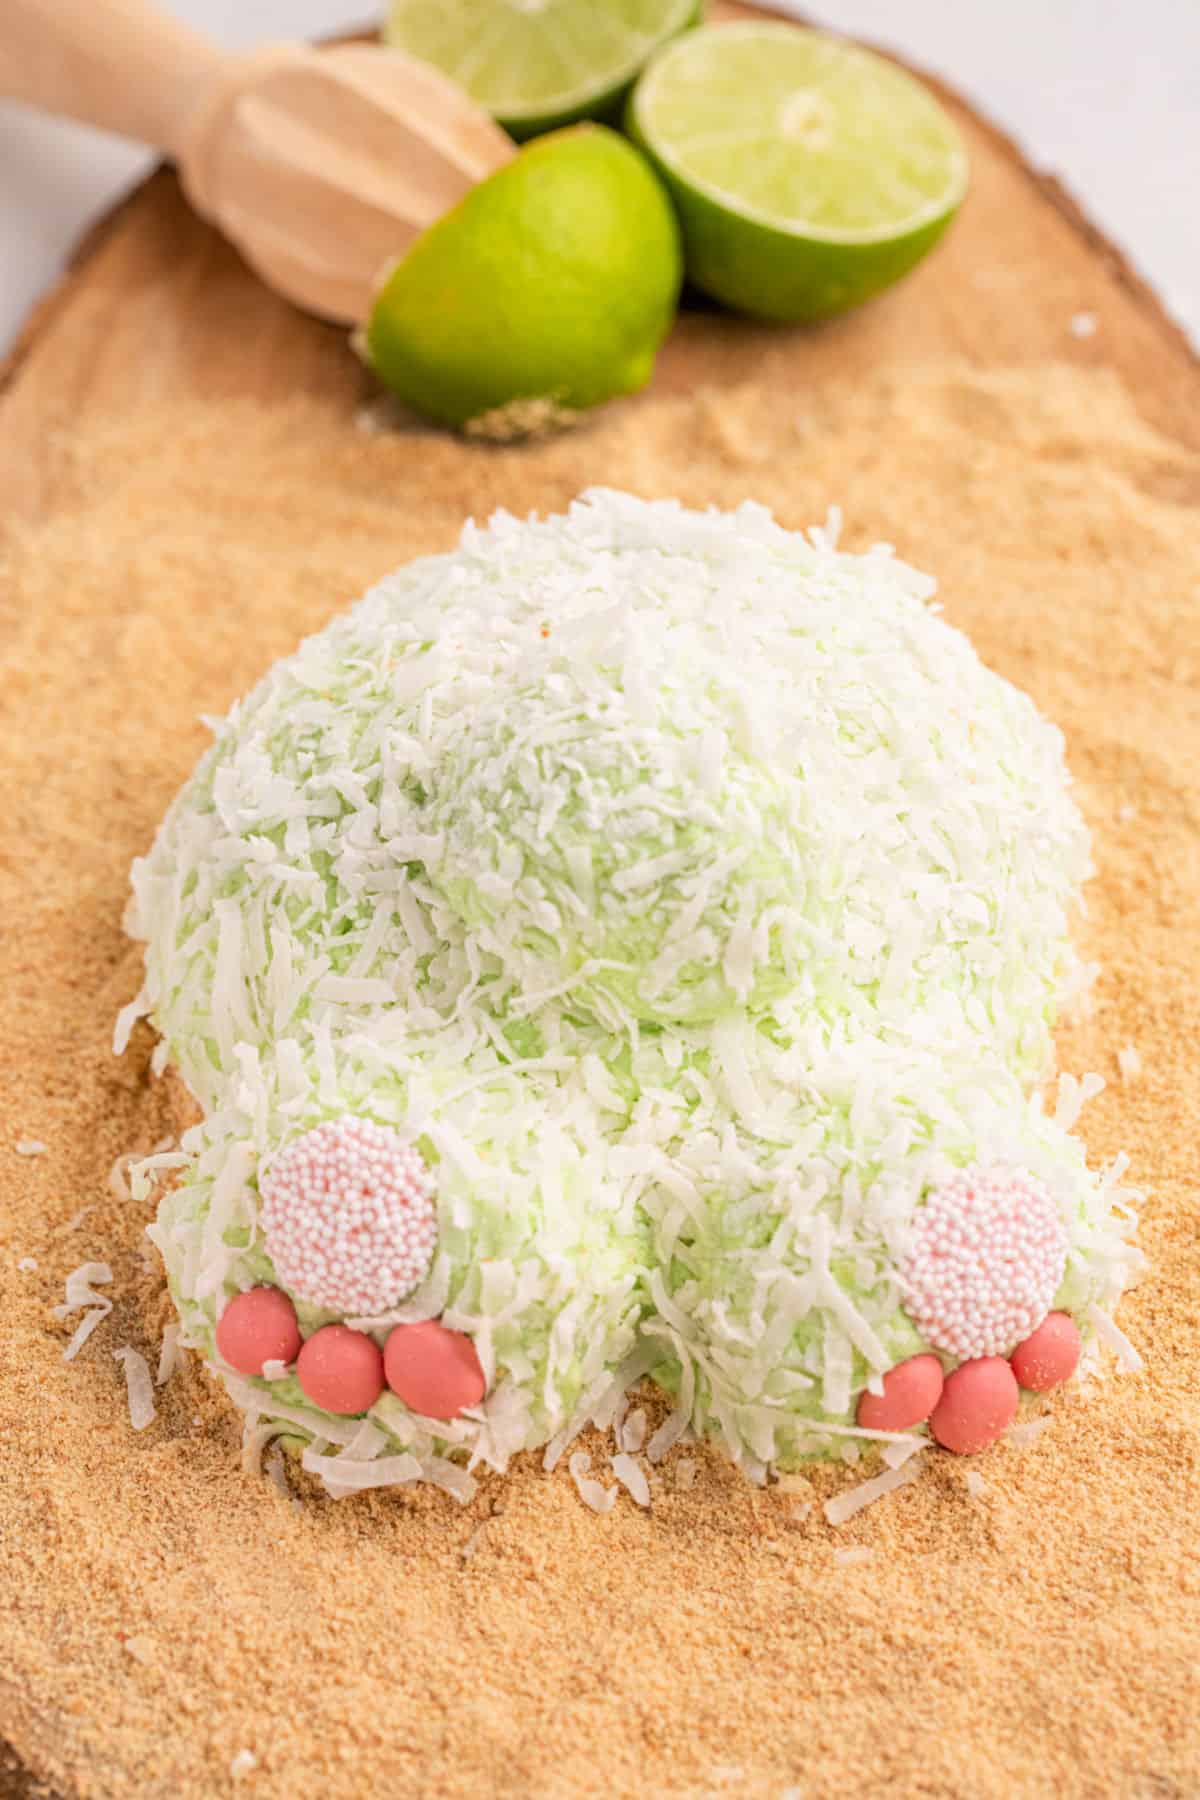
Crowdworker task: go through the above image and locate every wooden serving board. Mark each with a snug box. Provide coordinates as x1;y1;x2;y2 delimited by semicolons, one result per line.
2;12;1198;1799
4;37;1200;516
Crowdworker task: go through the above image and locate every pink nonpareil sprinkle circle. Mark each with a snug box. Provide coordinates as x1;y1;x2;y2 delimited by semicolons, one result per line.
901;1165;1068;1362
260;1118;437;1317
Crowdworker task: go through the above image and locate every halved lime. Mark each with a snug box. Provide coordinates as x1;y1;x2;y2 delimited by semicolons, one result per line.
628;21;968;323
364;126;682;434
384;0;699;140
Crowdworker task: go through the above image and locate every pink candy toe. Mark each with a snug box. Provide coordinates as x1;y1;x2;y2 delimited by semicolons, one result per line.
296;1324;385;1415
384;1320;486;1420
930;1356;1019;1454
1011;1311;1082;1392
216;1286;302;1377
857;1354;944;1432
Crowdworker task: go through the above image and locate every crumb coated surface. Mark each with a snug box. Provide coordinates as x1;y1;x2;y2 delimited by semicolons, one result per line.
1;359;1198;1798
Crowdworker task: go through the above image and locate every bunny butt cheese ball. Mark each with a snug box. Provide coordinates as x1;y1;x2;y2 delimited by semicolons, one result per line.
125;491;1140;1493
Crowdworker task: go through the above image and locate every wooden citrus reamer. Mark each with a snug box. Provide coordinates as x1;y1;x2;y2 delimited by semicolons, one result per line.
0;0;515;324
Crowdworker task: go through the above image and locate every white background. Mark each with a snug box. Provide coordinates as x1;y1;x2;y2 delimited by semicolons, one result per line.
0;2;1197;355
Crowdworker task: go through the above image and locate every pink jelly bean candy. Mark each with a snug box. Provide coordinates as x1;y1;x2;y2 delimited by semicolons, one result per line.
1010;1312;1082;1392
215;1286;302;1377
930;1356;1019;1455
296;1324;385;1415
857;1353;944;1432
384;1320;487;1420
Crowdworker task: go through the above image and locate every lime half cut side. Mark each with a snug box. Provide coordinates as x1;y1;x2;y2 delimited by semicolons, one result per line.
384;0;699;139
629;21;969;322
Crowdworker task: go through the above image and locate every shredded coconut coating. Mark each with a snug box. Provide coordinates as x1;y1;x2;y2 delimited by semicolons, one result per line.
130;491;1139;1484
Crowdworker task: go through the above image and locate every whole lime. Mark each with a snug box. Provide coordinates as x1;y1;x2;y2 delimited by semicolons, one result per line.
364;125;683;435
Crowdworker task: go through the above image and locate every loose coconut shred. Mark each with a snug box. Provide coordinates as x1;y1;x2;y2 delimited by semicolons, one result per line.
112;1347;156;1431
610;1453;651;1508
156;1323;181;1387
823;1459;923;1527
569;1452;617;1516
53;1262;114;1362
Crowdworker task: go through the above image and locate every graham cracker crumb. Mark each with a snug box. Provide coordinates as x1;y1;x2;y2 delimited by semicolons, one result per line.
1;358;1198;1799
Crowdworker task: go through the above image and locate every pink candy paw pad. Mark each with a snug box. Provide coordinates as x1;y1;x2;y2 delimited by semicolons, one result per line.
260;1118;437;1317
213;1115;487;1429
901;1166;1068;1361
856;1168;1083;1454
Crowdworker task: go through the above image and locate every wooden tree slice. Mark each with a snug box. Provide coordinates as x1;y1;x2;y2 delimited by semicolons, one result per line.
1;13;1196;1799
